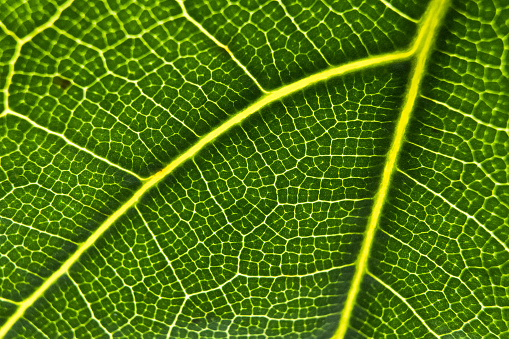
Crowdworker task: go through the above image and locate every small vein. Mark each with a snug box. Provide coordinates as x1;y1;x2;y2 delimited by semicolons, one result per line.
2;0;72;115
0;260;46;281
134;206;188;339
367;272;440;337
2;32;20;115
175;0;269;93
135;205;187;295
404;140;509;210
166;298;187;339
4;109;145;181
238;263;355;279
18;0;74;45
275;0;331;66
193;158;232;240
67;273;112;338
0;296;20;305
21;317;50;339
421;95;509;132
399;170;509;253
2;217;79;245
379;0;419;23
186;264;356;302
51;24;202;142
378;210;467;279
4;182;109;223
377;220;487;311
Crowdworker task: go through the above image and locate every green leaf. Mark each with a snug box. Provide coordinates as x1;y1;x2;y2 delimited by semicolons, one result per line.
0;0;508;337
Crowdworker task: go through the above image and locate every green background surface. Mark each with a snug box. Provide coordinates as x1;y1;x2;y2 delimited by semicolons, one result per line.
0;0;508;337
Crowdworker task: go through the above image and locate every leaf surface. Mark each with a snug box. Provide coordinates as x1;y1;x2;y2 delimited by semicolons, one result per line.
0;0;508;338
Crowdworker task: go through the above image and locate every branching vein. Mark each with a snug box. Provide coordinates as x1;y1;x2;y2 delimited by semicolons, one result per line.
332;0;451;337
3;109;144;181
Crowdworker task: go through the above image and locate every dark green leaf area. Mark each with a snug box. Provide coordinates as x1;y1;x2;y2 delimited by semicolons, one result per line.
0;300;17;328
0;115;140;303
11;274;134;339
9;8;262;177
2;0;508;337
0;0;66;39
186;0;419;89
14;208;188;338
166;267;352;338
372;177;501;330
348;275;438;339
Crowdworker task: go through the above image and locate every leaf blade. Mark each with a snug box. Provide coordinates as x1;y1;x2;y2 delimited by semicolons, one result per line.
1;0;508;337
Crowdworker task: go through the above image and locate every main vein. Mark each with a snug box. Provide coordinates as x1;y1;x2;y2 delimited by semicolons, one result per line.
331;0;451;338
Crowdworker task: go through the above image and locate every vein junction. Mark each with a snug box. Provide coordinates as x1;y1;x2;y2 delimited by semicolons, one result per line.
0;0;449;337
332;0;451;338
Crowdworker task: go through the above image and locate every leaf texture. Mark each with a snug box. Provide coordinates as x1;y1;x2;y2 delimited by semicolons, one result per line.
0;0;508;338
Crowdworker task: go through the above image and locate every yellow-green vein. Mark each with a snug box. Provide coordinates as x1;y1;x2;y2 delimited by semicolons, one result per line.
331;0;451;337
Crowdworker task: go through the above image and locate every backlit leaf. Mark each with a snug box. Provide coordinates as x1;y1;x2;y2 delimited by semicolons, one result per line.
0;0;508;338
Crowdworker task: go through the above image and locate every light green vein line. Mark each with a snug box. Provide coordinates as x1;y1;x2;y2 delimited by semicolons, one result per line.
1;31;20;114
368;273;439;337
67;274;111;337
1;0;75;114
175;0;269;93
0;297;20;306
18;0;75;45
379;0;419;23
0;20;19;41
331;0;451;338
0;46;413;337
399;170;509;253
3;110;144;181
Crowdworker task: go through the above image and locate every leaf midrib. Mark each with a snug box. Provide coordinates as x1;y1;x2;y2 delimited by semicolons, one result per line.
333;0;451;337
0;1;446;335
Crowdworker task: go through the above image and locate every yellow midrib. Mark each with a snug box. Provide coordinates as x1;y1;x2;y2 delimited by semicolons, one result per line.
0;1;447;337
331;0;451;338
